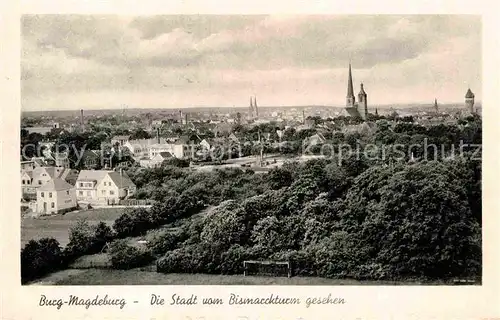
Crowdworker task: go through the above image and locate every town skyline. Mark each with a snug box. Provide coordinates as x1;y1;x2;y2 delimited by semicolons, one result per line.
22;15;481;111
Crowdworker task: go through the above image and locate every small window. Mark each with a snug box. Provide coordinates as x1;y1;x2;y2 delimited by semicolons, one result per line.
49;192;52;198
102;190;106;195
27;180;30;185
66;190;69;195
109;190;114;195
38;180;42;185
51;202;55;208
41;192;44;197
79;183;83;187
79;191;83;196
22;180;25;185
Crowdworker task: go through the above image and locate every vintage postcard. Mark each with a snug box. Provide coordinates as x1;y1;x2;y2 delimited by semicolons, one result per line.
1;1;499;319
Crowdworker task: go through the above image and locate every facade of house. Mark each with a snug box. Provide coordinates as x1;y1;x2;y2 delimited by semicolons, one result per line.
22;166;79;200
36;178;77;215
20;160;36;172
124;137;194;161
111;135;131;147
76;170;136;205
81;150;101;169
302;133;327;147
44;151;70;168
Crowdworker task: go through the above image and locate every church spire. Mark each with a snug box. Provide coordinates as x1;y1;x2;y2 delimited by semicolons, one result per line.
347;62;354;99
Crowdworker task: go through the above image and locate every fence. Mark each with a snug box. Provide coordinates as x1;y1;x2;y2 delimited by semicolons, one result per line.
118;199;156;206
243;260;291;278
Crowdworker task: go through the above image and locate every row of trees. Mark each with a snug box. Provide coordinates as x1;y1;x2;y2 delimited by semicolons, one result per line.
153;157;481;280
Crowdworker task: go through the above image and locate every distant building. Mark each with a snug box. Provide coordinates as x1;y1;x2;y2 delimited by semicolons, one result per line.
465;88;475;113
81;150;101;170
21;166;78;200
111;135;131;147
302;133;327;147
22;126;53;135
20;160;39;172
343;63;369;121
36;178;77;215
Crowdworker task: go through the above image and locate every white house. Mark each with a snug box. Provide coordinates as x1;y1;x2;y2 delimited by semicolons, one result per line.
76;170;136;205
139;152;173;168
21;166;78;200
36;178;77;215
111;135;131;147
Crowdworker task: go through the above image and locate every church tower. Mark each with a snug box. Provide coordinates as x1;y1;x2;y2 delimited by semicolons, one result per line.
346;63;355;108
358;83;368;120
465;88;475;113
434;98;438;113
249;96;254;119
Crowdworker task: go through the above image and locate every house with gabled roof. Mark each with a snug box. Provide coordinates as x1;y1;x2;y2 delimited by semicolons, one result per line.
76;169;136;205
302;132;327;147
36;177;77;215
21;166;78;200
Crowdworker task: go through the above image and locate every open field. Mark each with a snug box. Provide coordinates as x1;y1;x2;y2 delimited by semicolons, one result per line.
21;208;126;247
29;268;462;286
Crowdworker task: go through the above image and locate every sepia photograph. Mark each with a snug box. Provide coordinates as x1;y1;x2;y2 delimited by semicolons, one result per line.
20;14;482;286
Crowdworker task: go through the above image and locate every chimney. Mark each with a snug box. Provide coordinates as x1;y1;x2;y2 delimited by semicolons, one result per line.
80;109;84;131
254;96;258;117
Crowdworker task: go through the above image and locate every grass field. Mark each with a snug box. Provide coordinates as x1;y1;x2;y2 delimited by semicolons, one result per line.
29;268;455;286
21;208;126;247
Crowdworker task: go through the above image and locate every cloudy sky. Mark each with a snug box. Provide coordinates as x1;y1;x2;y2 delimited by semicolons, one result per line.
21;15;481;111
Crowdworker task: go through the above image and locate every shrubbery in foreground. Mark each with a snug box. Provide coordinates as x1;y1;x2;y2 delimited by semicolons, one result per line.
109;240;154;270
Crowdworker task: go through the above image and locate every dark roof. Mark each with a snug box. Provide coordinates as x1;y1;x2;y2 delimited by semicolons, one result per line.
158;152;173;158
465;88;475;98
107;171;135;188
345;106;361;118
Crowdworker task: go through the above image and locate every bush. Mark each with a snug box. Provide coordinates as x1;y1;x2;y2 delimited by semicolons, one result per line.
65;220;114;260
21;238;63;283
219;244;253;275
156;243;221;274
271;249;316;277
147;230;184;255
307;232;371;279
108;240;154;270
113;208;153;238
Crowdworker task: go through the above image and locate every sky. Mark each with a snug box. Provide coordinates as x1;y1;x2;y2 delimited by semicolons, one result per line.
21;15;481;111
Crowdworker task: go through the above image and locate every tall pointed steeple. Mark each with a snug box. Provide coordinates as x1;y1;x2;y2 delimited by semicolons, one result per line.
434;98;438;112
346;62;355;107
249;96;254;119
